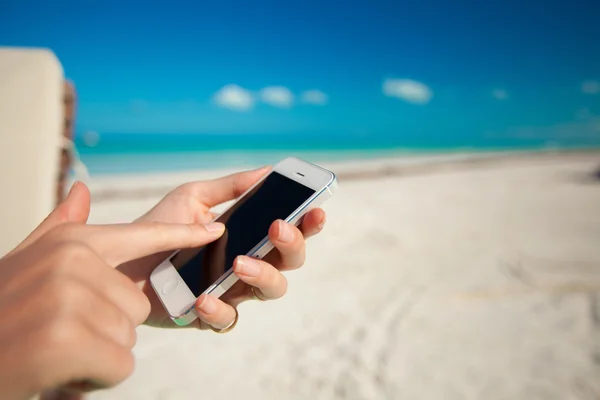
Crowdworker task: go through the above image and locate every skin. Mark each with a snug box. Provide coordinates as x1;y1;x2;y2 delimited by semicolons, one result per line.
0;184;229;399
25;166;326;398
120;166;327;330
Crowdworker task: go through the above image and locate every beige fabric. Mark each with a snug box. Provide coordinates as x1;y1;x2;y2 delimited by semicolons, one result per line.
0;47;64;255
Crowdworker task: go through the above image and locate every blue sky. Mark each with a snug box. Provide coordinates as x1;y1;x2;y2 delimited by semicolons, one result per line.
1;0;600;146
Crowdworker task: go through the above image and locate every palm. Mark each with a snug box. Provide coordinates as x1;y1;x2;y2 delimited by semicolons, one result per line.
118;170;325;329
119;187;222;327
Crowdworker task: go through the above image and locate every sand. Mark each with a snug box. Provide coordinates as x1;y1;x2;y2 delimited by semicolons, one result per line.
86;151;600;400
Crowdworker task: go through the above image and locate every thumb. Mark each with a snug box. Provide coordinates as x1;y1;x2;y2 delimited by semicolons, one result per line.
8;181;91;255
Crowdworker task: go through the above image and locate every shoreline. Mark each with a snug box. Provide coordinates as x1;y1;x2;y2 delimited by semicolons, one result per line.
86;148;600;203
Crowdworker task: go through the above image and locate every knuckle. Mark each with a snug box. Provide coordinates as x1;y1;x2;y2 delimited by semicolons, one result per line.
49;223;80;241
98;347;135;387
211;308;236;330
131;291;151;326
261;263;276;281
111;270;151;325
114;350;135;383
51;241;93;269
45;278;87;317
187;222;209;239
128;324;138;348
186;222;200;236
115;313;138;348
278;274;288;296
30;320;86;389
285;248;306;270
291;233;305;251
39;318;84;350
199;317;219;330
121;275;152;319
297;254;306;268
173;182;194;195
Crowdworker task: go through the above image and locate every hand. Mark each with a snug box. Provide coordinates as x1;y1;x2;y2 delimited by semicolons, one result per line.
119;166;327;330
0;183;227;399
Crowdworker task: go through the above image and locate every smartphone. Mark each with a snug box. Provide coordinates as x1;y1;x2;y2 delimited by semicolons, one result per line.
149;157;338;326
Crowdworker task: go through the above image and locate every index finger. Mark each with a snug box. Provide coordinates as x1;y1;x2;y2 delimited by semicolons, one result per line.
180;166;271;207
64;222;226;267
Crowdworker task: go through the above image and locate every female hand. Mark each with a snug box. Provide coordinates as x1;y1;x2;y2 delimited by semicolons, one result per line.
0;184;227;398
119;166;327;330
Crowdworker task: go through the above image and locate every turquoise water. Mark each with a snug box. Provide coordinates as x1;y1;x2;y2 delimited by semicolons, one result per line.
78;148;439;175
75;132;597;175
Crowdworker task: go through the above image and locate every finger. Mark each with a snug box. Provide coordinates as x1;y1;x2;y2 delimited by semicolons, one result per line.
68;256;151;326
180;166;271;207
62;221;226;267
37;275;138;348
263;220;305;271
8;182;90;255
64;331;134;390
73;283;137;349
39;321;134;392
299;208;327;239
195;294;237;330
233;256;288;300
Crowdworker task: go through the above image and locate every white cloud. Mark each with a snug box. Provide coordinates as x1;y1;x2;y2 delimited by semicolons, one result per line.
259;86;294;108
301;89;328;105
382;78;433;104
213;84;254;111
492;89;508;100
581;80;600;95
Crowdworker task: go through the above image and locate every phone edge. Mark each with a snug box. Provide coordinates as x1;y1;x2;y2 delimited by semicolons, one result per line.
154;160;337;326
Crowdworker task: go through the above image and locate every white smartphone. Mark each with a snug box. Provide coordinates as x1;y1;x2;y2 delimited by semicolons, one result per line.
149;157;338;326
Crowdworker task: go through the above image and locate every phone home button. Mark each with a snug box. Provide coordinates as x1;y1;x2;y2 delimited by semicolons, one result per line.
162;279;179;295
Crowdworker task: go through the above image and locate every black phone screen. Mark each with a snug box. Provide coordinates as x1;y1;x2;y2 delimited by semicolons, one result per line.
170;172;316;297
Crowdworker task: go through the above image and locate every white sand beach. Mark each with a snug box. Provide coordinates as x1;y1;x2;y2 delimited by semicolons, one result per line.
87;151;600;400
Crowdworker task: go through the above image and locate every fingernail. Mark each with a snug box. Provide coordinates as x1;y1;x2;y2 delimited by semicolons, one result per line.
197;295;218;314
278;220;294;243
235;256;261;277
205;222;225;233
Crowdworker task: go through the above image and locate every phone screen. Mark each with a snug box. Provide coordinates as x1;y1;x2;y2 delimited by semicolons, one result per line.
170;171;316;297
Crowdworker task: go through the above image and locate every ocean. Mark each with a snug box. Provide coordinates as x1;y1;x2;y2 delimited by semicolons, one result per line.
74;132;593;175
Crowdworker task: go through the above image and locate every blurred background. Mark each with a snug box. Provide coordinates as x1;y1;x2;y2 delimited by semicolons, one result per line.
2;1;600;174
2;1;600;399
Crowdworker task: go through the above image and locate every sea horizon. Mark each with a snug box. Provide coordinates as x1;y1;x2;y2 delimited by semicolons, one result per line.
73;132;600;175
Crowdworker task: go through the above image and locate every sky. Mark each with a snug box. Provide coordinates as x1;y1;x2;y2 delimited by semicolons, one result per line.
1;0;600;146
